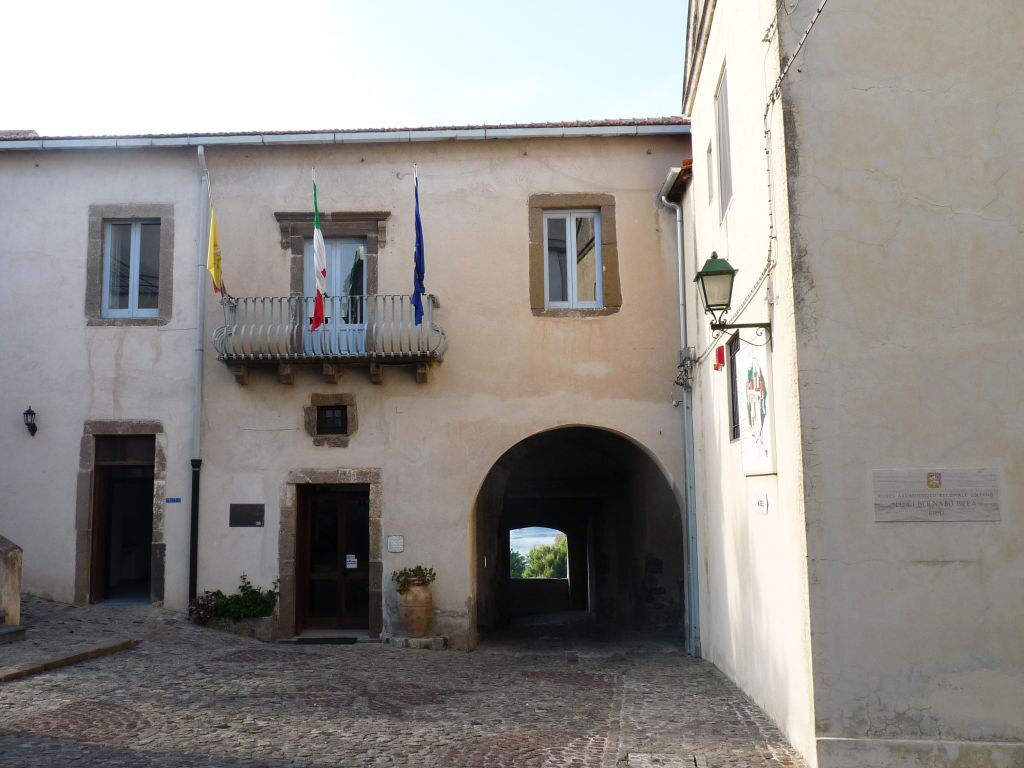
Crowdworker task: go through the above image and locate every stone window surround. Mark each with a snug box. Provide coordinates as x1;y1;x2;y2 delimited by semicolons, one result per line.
528;193;620;317
278;468;383;639
303;393;358;447
275;211;389;296
86;204;174;326
74;420;167;605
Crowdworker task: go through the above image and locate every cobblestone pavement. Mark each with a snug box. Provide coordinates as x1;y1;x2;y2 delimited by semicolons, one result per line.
0;597;806;767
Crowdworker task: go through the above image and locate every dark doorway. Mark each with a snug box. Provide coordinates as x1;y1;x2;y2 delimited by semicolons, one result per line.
297;485;370;630
91;436;155;603
475;428;686;643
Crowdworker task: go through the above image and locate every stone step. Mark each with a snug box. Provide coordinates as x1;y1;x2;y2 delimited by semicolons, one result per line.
0;624;26;644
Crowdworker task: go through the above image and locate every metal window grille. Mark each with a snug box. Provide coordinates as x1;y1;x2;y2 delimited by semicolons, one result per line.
316;406;348;435
728;335;741;441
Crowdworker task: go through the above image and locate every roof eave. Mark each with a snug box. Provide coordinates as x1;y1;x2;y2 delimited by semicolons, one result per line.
0;122;691;152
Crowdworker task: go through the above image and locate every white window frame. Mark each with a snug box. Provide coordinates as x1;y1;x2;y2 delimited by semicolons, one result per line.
542;209;603;309
715;67;733;220
101;219;160;318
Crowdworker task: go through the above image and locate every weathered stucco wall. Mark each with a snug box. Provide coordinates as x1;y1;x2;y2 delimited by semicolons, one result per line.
683;0;817;762
779;1;1024;765
0;149;198;608
194;135;690;646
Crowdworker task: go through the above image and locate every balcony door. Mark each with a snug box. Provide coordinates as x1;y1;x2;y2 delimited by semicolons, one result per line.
302;237;367;355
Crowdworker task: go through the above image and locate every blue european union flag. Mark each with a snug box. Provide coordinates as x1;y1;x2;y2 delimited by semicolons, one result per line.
411;173;426;325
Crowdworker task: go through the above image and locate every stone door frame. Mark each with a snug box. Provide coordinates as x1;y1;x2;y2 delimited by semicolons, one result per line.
74;420;167;605
279;468;383;639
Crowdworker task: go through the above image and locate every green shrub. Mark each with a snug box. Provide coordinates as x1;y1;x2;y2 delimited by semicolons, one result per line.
190;574;278;625
392;565;436;595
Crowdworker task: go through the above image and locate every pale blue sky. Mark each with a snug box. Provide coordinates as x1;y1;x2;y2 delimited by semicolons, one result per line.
3;0;686;136
510;527;563;556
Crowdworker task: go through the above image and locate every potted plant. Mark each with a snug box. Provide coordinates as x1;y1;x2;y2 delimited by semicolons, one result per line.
392;565;436;638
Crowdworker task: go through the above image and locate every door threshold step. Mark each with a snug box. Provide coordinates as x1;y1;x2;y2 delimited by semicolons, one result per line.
280;631;377;645
0;625;26;645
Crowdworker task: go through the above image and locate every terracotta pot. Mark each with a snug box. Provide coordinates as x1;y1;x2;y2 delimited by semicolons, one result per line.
398;582;433;637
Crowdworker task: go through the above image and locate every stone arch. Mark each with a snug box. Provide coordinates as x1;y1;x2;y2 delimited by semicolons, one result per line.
472;425;687;646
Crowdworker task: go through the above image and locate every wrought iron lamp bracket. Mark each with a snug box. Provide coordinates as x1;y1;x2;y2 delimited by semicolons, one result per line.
709;321;772;342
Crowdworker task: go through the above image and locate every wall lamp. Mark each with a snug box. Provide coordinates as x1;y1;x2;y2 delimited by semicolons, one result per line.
23;406;37;436
694;252;771;337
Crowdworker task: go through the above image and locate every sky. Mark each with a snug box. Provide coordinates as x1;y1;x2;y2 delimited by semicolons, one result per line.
509;527;563;556
2;0;686;137
507;528;565;557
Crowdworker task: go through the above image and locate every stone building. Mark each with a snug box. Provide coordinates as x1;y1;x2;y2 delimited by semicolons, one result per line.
673;1;1023;766
0;119;694;650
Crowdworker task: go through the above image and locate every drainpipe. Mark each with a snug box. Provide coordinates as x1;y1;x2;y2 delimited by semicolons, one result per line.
189;146;209;603
659;165;701;657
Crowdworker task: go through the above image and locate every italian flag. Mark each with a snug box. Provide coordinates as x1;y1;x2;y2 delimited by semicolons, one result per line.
311;175;327;331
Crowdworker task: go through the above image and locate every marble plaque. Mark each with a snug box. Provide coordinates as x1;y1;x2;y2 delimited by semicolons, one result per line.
873;468;1000;522
386;535;405;553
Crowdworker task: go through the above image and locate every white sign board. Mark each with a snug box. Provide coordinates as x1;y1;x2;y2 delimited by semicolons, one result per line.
735;340;776;475
873;468;1000;522
386;535;405;553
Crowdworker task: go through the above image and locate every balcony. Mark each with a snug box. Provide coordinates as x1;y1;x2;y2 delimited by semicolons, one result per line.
212;294;447;384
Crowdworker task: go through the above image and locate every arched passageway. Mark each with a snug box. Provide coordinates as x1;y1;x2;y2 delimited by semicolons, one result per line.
474;427;687;641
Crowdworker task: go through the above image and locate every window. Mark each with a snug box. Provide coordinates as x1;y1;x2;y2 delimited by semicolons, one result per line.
543;210;602;309
86;204;173;326
316;405;348;435
102;220;161;318
728;334;741;441
528;193;620;316
715;68;733;218
304;393;357;447
706;141;714;203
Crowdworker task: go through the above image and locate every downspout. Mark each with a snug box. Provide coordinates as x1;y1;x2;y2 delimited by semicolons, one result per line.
659;164;701;657
189;145;209;603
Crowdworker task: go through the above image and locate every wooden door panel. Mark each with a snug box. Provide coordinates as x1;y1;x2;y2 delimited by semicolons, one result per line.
298;487;370;631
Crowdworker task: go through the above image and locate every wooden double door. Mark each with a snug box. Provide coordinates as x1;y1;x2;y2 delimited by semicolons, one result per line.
297;485;370;630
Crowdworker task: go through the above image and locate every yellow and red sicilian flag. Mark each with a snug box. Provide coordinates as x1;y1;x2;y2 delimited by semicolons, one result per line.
207;207;225;294
311;174;327;330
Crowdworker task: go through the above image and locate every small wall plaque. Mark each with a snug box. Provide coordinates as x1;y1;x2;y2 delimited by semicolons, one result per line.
873;468;1000;522
229;503;265;527
752;493;769;515
387;535;405;553
165;497;181;504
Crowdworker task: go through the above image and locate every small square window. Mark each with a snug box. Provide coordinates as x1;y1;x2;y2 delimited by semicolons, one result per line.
316;406;348;435
543;210;602;309
102;220;161;318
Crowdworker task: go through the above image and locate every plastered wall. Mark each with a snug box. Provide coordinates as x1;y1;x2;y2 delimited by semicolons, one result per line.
189;135;690;646
778;1;1024;765
0;149;199;608
683;0;817;762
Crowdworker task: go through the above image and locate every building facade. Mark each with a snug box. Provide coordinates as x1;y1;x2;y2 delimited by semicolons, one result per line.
0;120;694;650
679;2;1023;767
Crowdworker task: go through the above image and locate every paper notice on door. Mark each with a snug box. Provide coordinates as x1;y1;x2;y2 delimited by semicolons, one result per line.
346;554;358;569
